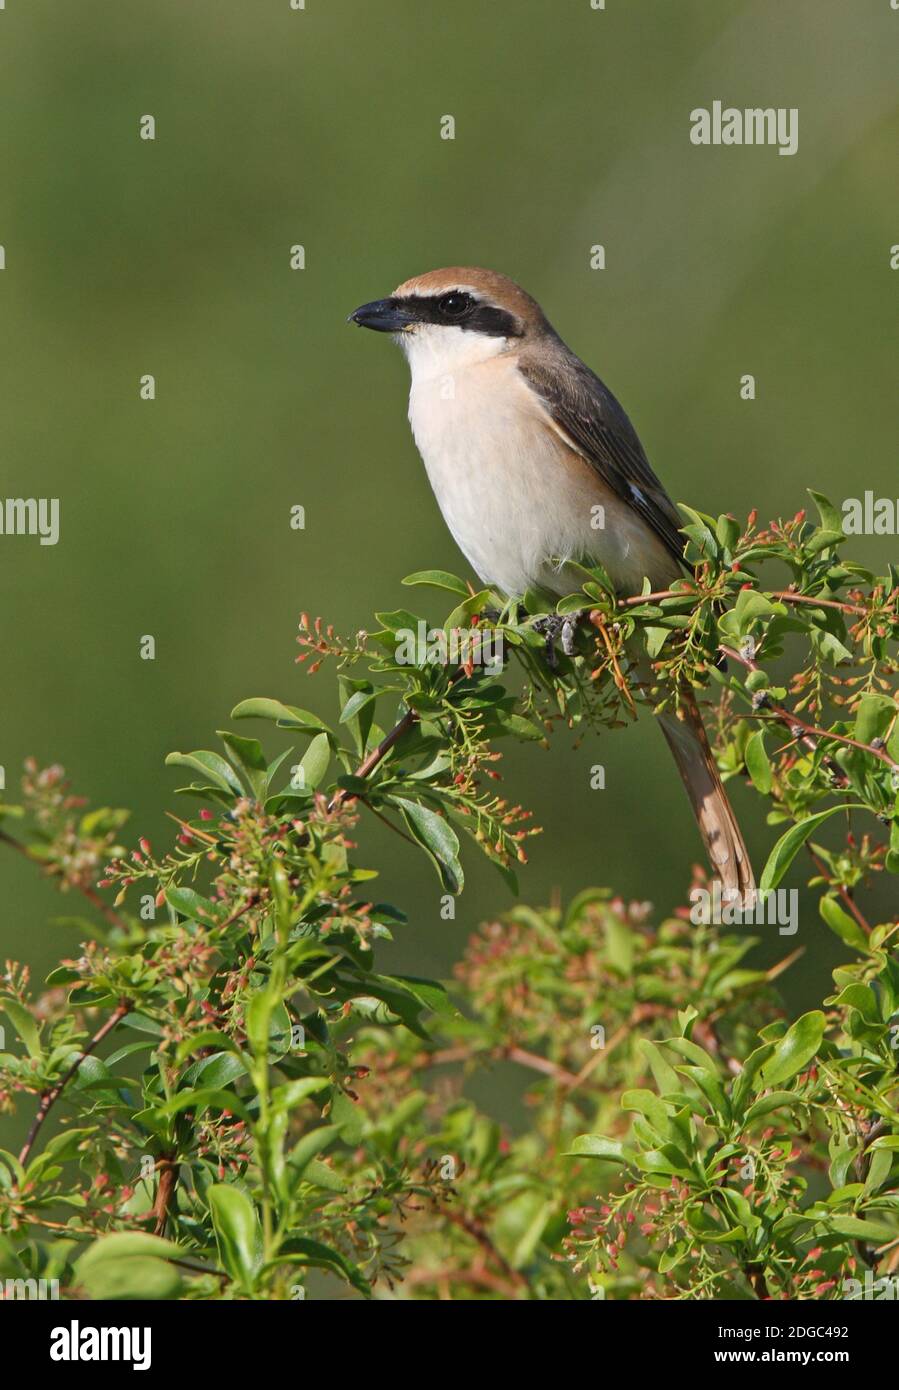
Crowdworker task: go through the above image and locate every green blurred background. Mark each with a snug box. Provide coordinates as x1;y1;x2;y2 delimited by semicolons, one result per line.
0;0;896;1139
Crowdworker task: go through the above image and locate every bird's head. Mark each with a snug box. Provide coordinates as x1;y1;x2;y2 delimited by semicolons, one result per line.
348;267;550;377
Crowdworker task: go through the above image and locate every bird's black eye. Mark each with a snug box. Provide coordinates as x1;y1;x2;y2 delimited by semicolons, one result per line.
436;291;474;320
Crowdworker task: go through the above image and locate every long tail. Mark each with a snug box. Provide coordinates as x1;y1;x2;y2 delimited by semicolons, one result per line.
658;689;755;899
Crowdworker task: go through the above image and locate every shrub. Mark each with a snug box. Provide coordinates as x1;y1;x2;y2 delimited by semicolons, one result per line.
0;496;897;1299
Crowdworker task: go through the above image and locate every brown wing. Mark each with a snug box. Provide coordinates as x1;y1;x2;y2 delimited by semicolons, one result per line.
519;345;686;572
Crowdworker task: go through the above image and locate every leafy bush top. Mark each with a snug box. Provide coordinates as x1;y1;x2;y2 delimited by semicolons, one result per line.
0;495;897;1299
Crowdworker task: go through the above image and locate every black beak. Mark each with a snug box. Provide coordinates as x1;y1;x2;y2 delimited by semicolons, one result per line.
347;297;414;333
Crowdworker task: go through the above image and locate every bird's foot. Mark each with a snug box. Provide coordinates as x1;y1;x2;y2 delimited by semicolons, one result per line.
532;610;585;668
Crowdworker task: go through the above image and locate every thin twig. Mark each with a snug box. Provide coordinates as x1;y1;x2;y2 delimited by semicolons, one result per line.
152;1152;180;1237
505;1045;580;1088
588;611;637;716
769;590;869;617
18;1000;131;1167
807;849;872;936
327;707;418;812
0;828;128;932
358;799;420;848
217;893;259;931
617;587;869;618
440;1205;528;1292
720;644;899;774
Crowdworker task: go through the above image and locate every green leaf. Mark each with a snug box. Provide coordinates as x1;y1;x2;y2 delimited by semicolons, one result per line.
295;732;331;791
819;895;868;952
677;1065;730;1121
179;1051;247;1091
402;570;469;596
230;697;329;732
26;1126;97;1181
663;1036;716;1073
826;1214;897;1245
208;1184;262;1290
78;1232;182;1270
328;1089;364;1145
381;973;459;1020
809;625;853;666
271;1077;329;1112
217;731;268;797
78;1254;182;1301
143;1087;250;1123
805;529;844;556
637;1039;681;1097
288;1125;341;1180
853;694;896;746
677;504;717;561
733;590;782;627
393;796;464;894
716;514;740;552
339;688;377;725
759;804;864;891
828;982;879;1022
864;1147;892;1196
175;1030;245;1064
0;998;41;1058
302;1158;348;1192
443;589;494;633
164;886;220;925
622;1089;674;1141
758;1011;825;1088
164;750;243;796
742;1091;802;1125
75;1233;183;1301
244;991;274;1058
565;1135;632;1164
744;730;772;795
605;917;634;975
276;1237;370;1295
807;490;843;535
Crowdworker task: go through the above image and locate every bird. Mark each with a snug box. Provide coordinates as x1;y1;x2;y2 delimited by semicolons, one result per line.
348;267;754;898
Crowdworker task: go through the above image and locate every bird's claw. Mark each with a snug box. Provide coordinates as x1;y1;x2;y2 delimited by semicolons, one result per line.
533;609;585;668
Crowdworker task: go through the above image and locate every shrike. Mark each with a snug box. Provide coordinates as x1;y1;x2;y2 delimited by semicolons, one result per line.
349;267;754;896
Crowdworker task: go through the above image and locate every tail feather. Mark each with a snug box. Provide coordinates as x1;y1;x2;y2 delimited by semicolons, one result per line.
658;691;755;900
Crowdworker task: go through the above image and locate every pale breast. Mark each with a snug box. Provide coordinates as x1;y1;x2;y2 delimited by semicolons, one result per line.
407;352;674;598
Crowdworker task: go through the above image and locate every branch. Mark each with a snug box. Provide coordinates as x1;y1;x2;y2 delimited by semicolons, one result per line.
719;644;899;775
439;1204;528;1293
328;707;418;812
618;586;869;618
152;1153;180;1237
218;893;259;931
18;1000;131;1167
808;849;872;936
0;827;129;932
505;1045;580;1088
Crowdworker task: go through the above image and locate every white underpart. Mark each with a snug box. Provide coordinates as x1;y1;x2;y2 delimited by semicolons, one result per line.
399;322;674;597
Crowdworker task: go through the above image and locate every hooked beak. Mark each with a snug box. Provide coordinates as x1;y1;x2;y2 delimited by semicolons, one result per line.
347;297;414;333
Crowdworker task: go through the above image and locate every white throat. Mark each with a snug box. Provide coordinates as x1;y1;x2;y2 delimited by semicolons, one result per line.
397;323;508;384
